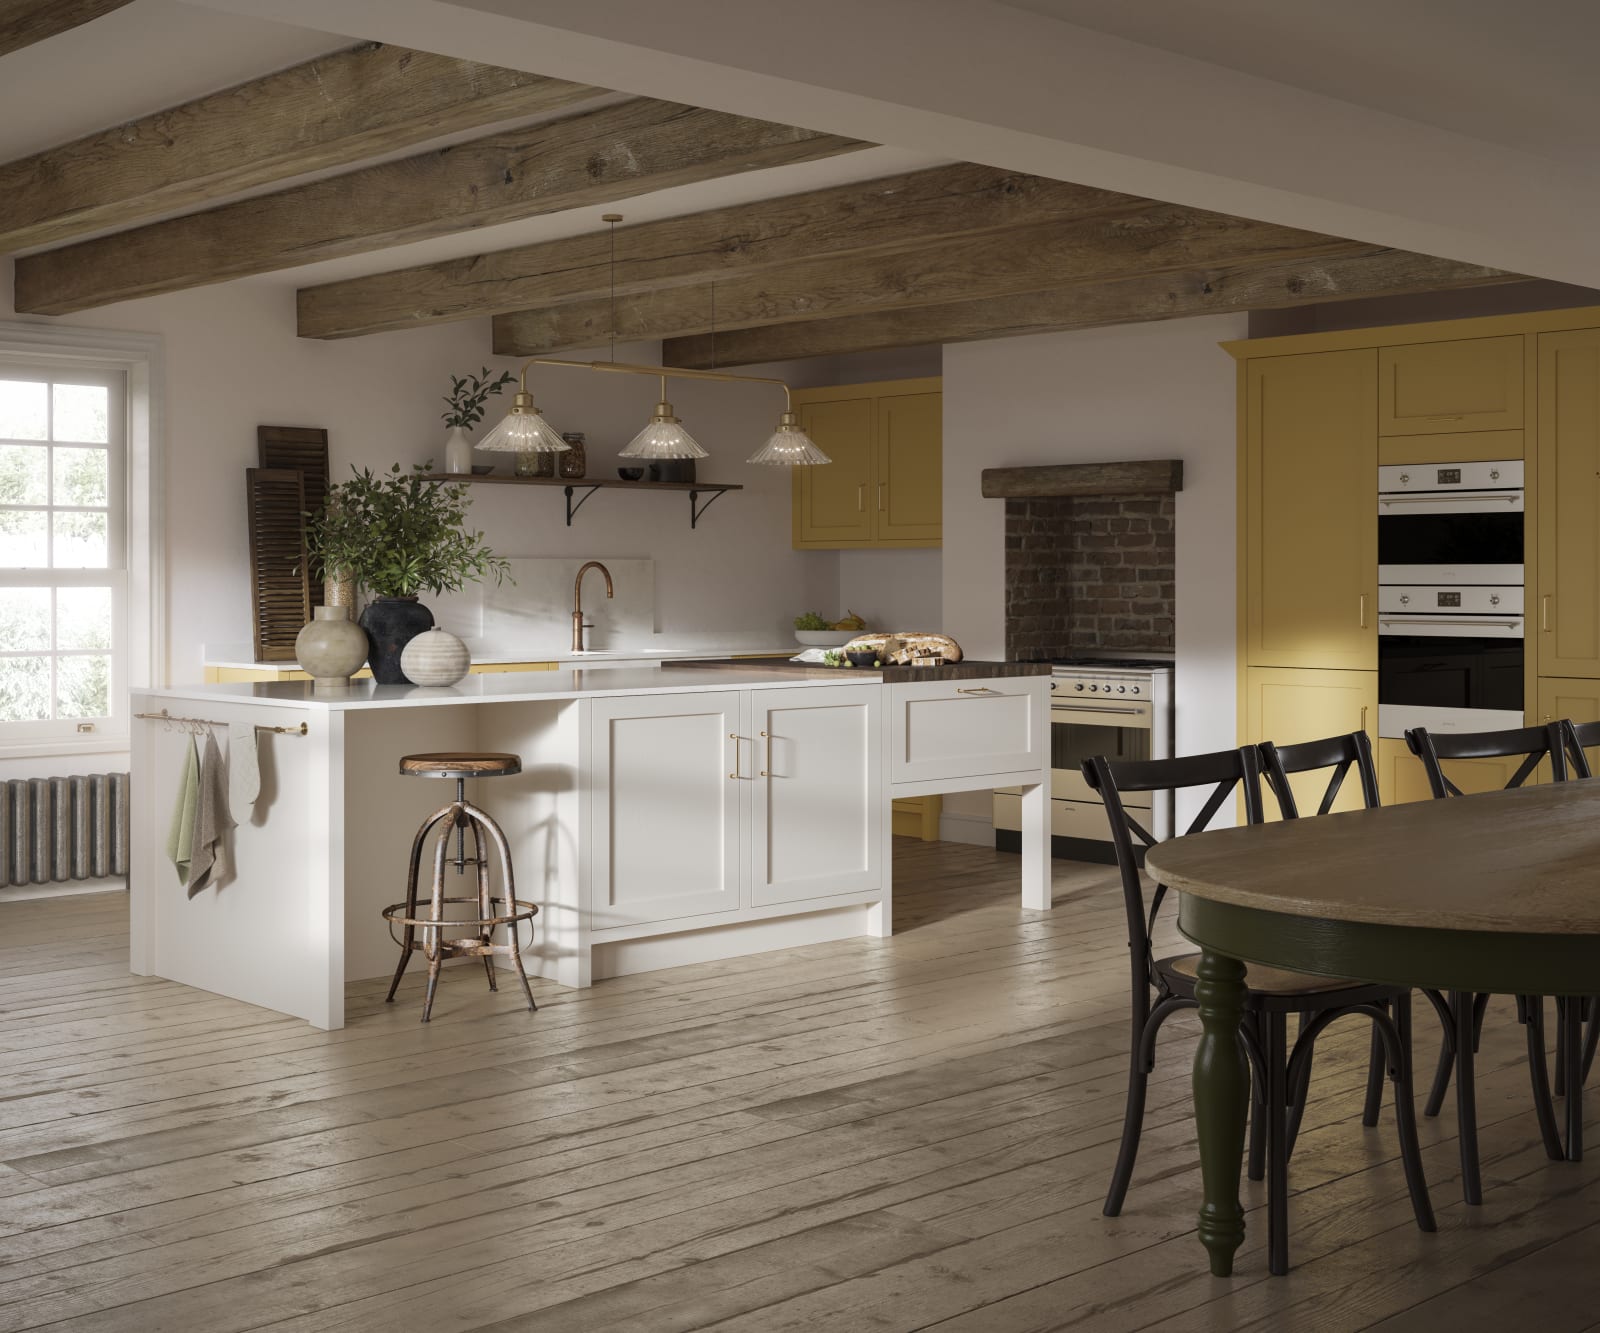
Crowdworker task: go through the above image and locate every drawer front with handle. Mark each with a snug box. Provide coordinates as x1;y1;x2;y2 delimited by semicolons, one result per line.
890;678;1047;784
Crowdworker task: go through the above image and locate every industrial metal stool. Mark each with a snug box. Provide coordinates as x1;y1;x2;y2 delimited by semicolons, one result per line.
382;752;539;1023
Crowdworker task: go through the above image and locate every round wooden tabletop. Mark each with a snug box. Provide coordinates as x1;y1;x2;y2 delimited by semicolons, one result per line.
1146;778;1600;936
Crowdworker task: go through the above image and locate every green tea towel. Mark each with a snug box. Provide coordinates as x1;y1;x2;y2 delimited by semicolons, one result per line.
166;735;199;886
186;730;235;896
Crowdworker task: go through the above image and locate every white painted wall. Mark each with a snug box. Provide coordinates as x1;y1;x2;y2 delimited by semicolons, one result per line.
941;314;1246;831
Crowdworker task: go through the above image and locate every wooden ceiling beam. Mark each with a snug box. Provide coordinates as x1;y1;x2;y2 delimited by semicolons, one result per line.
12;102;866;315
296;165;1144;339
659;249;1516;368
0;45;606;252
0;0;130;58
491;207;1365;356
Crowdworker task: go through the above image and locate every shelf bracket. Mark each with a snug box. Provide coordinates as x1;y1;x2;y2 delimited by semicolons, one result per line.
563;484;601;526
689;488;727;530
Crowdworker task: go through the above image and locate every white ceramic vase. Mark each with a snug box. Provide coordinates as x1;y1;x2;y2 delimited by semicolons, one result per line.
295;606;368;686
443;426;473;475
400;628;471;687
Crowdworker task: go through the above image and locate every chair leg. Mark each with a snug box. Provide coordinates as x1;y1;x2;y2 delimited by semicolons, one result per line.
1563;996;1584;1162
1556;997;1568;1098
1471;991;1489;1052
1452;991;1483;1206
419;820;451;1024
1265;1011;1290;1277
506;914;538;1013
1388;992;1436;1234
1284;1017;1315;1161
1424;1022;1455;1118
473;822;498;993
1103;1050;1151;1218
384;932;414;1003
1361;1003;1387;1128
1520;996;1565;1162
1248;1012;1267;1183
1583;996;1600;1087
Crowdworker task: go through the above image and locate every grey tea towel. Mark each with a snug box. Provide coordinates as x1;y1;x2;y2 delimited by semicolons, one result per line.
186;730;237;896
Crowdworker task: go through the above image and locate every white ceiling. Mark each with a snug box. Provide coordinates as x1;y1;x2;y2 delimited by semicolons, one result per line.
998;0;1600;167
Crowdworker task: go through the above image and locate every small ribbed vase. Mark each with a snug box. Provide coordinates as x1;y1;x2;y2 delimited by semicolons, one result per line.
295;606;368;686
399;628;471;687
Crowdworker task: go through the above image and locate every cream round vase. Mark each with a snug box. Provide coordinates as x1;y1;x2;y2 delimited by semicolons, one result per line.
400;628;471;686
294;606;368;686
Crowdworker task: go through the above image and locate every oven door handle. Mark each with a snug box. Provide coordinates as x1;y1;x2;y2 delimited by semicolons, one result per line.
1378;493;1521;505
1052;704;1150;718
1378;617;1523;629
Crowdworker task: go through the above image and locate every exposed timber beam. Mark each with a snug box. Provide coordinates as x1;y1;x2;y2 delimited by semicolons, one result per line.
491;206;1364;356
13;102;866;315
0;46;605;252
0;0;129;58
297;165;1145;339
660;249;1517;367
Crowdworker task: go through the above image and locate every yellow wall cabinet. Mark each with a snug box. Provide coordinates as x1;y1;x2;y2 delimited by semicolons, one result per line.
792;377;941;549
1537;329;1600;678
1243;666;1376;818
1378;336;1524;436
1243;349;1378;671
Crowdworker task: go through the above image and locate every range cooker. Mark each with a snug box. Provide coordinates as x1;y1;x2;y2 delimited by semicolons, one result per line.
994;656;1174;863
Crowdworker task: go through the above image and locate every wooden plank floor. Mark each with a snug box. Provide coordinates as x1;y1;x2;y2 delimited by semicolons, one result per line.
0;841;1595;1332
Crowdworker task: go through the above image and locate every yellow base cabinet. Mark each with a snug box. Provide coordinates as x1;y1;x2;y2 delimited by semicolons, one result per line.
891;795;943;841
1377;735;1541;805
1539;676;1600;775
1243;666;1376;818
1242;349;1377;671
792;377;941;549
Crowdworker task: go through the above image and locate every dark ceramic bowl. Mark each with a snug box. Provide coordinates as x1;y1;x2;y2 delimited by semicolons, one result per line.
845;649;882;668
617;467;645;481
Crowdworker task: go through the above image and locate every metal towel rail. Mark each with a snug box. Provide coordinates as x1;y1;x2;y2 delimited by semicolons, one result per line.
134;709;308;736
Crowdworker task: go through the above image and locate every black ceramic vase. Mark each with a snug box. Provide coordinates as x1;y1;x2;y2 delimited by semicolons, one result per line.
359;597;435;684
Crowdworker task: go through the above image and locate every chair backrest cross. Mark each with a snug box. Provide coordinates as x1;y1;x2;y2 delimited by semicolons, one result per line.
1563;719;1600;779
1258;731;1381;819
1405;722;1568;799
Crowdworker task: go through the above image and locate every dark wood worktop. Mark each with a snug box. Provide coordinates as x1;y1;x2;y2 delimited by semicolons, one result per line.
676;658;1052;683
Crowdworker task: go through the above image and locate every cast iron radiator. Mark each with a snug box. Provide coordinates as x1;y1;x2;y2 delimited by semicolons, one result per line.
0;775;130;885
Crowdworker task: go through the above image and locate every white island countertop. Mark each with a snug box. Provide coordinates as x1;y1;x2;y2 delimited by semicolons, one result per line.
146;665;882;712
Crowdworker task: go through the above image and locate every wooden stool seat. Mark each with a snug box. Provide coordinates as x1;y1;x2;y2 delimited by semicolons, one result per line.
399;751;522;778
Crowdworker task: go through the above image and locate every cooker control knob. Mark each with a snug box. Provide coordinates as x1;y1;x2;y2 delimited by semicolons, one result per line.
1074;682;1085;691
1490;469;1501;481
1050;680;1058;690
1399;472;1410;484
1490;594;1501;606
1088;683;1099;692
1399;594;1411;605
1117;685;1127;693
1131;685;1141;695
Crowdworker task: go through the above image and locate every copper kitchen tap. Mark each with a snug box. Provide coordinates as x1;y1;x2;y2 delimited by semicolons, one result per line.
573;561;614;652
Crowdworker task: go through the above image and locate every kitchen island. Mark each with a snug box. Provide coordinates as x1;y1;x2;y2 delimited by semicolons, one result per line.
131;665;1051;1028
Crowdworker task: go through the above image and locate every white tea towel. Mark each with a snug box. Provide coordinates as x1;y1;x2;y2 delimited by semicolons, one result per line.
186;731;236;896
228;721;259;823
165;735;199;886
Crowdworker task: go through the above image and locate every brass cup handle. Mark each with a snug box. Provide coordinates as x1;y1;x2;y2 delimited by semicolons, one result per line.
1360;705;1368;733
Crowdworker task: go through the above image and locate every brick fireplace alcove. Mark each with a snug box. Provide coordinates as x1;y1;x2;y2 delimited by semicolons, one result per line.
982;460;1183;660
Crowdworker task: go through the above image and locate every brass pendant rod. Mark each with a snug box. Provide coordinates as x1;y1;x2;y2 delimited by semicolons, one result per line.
513;356;792;410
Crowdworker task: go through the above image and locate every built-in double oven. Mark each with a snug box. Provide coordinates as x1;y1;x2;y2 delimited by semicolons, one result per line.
1377;460;1524;738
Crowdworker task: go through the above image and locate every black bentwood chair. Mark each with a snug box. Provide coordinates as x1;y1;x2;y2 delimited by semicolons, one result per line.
1405;723;1573;1198
1256;731;1441;1151
1557;720;1600;1098
1084;746;1434;1277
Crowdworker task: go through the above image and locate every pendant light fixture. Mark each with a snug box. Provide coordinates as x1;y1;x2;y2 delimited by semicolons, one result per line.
476;212;830;468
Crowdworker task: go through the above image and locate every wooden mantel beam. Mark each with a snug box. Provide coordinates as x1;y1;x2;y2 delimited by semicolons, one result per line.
12;102;866;315
0;0;129;58
0;46;605;252
296;165;1144;340
661;249;1517;368
491;207;1364;356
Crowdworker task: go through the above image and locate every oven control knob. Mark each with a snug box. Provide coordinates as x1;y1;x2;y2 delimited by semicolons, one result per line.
1490;469;1500;481
1399;472;1410;484
1117;685;1127;693
1399;594;1410;605
1131;685;1141;694
1490;594;1501;606
1074;682;1084;691
1087;683;1099;692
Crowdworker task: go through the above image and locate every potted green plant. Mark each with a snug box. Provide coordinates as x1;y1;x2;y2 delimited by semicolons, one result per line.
311;463;511;683
441;367;514;475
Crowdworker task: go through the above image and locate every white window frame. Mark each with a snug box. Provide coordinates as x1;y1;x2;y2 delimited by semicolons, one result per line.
0;325;163;760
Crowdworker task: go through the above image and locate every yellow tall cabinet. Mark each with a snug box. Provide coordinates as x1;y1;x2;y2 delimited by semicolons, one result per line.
792;378;941;549
1537;329;1600;679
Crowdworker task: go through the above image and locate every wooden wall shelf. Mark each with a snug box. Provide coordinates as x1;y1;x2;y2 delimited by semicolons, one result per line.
422;472;744;528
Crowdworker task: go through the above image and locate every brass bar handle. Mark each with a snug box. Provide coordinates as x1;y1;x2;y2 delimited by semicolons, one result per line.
957;686;999;695
1543;594;1552;632
728;732;740;781
877;481;886;511
857;484;865;513
1359;594;1366;630
759;729;769;777
1360;705;1368;733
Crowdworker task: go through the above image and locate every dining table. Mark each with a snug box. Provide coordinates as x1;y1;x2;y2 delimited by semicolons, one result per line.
1144;778;1600;1277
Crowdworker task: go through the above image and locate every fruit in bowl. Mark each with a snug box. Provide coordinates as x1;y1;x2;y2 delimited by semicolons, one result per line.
794;610;857;648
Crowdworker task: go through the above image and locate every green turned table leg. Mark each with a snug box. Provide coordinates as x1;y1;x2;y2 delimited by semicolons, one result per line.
1193;947;1249;1276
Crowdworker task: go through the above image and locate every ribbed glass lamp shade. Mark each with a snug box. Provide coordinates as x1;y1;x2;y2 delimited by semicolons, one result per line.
748;413;831;466
619;401;709;459
476;392;570;453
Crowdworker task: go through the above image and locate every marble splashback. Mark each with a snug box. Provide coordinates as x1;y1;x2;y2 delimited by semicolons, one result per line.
479;557;656;652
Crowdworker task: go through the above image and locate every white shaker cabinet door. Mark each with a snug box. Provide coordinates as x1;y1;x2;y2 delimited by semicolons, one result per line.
589;691;745;929
752;684;883;907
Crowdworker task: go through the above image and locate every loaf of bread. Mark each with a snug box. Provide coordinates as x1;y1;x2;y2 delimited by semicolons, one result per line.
842;632;963;665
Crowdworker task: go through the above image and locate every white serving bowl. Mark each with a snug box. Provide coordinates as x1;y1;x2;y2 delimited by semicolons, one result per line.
794;629;857;647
